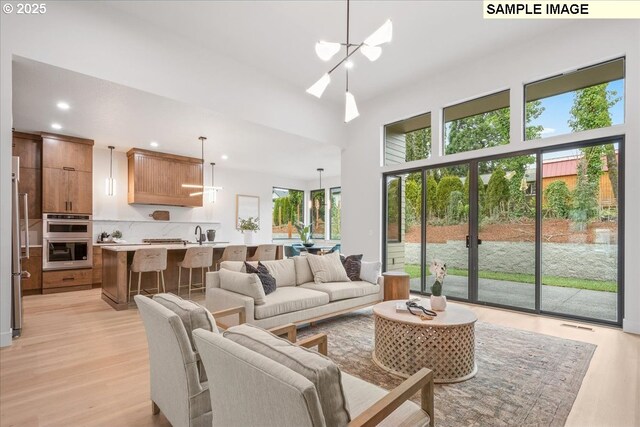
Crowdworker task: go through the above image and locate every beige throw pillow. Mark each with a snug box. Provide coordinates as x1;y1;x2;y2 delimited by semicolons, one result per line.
293;256;314;285
307;252;350;284
261;259;296;287
224;324;350;426
218;268;266;305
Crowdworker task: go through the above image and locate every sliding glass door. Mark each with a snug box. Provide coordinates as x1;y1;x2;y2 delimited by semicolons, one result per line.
540;142;621;322
476;154;537;310
383;138;623;325
424;165;469;299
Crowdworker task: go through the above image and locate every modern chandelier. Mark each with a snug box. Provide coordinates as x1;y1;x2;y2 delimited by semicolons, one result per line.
306;0;392;122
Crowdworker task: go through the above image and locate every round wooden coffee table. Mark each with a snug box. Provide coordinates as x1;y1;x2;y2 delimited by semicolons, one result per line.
372;299;477;383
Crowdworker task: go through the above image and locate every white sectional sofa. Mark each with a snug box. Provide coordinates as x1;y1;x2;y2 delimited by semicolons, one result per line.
205;257;384;330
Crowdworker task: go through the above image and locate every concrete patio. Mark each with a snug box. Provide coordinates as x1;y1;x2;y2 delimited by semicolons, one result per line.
411;275;617;322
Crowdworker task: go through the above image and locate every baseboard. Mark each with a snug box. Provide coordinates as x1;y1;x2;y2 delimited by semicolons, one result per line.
622;318;640;335
0;330;13;347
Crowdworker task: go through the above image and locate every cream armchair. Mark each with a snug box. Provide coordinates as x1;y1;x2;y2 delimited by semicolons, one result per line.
193;328;434;427
135;293;323;427
135;295;212;427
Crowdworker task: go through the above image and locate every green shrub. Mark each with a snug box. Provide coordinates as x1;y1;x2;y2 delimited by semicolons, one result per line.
426;175;438;219
545;181;570;218
486;168;509;215
436;176;463;217
446;190;465;223
404;178;421;226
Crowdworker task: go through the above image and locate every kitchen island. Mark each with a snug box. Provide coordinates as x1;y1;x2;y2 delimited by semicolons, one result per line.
101;243;283;310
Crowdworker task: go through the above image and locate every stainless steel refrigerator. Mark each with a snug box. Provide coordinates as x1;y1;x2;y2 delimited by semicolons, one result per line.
12;156;30;338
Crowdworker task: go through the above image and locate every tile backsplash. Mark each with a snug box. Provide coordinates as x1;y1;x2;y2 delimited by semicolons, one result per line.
93;220;222;244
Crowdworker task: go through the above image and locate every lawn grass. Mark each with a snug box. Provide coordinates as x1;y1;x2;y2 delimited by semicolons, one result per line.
402;264;616;292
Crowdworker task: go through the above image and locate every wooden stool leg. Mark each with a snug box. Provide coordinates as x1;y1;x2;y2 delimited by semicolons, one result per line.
161;271;165;293
128;269;132;302
178;266;182;295
188;268;193;300
156;271;160;293
137;272;142;296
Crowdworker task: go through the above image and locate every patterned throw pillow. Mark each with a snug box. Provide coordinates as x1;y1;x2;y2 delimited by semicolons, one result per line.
340;254;363;281
245;262;276;295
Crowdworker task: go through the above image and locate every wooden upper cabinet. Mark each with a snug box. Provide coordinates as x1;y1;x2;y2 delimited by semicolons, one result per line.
42;133;93;172
127;148;203;207
41;133;94;214
12;132;42;220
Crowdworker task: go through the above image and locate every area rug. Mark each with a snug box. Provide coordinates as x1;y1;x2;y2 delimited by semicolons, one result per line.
297;309;596;427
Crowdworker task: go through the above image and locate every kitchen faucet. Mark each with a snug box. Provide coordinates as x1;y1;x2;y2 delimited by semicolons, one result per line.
195;225;203;245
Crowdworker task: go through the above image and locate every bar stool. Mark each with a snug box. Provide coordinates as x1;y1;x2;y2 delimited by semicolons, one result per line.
215;245;247;270
128;247;167;301
177;246;214;299
246;244;277;262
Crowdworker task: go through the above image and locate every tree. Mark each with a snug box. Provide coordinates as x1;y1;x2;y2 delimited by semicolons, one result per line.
436;176;463;217
405;128;431;162
404;178;421;226
544;181;570;218
426;174;438;219
486;168;510;215
569;83;620;201
445;102;544;175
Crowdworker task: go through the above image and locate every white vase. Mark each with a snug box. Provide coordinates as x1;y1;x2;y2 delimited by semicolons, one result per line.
430;295;447;311
243;231;254;245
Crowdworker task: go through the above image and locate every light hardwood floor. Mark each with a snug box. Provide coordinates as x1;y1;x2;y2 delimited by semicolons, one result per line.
1;288;638;427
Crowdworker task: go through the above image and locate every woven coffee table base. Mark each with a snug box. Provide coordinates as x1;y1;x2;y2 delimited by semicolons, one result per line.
372;314;477;383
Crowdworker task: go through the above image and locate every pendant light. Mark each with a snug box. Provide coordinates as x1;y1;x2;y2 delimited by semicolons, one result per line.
182;136;223;198
309;168;326;209
105;146;116;196
207;162;221;203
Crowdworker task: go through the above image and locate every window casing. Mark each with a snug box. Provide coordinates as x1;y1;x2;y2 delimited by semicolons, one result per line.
384;112;432;166
444;90;510;155
272;187;304;240
524;58;624;140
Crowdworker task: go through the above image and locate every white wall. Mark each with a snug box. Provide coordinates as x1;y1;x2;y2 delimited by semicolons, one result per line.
341;20;640;334
92;147;307;244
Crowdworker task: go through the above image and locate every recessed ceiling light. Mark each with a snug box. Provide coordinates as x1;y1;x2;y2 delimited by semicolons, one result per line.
51;123;62;130
221;154;229;160
57;102;70;110
344;60;354;69
150;141;159;147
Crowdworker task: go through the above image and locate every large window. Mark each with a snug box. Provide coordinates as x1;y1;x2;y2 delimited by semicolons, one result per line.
329;187;341;240
272;188;304;239
525;58;624;140
444;91;510;155
384;112;431;165
309;189;325;240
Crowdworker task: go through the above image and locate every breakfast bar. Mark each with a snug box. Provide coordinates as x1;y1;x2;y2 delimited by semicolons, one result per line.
101;243;283;310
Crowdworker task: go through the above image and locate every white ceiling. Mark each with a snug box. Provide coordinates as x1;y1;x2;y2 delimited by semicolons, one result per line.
11;1;568;181
106;1;565;104
12;57;341;180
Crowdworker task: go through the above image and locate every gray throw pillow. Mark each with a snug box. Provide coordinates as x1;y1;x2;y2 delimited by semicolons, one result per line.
340;254;363;281
245;262;276;295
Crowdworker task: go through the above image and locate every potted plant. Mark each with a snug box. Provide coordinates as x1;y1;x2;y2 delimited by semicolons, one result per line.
238;217;259;245
295;222;314;247
429;259;447;311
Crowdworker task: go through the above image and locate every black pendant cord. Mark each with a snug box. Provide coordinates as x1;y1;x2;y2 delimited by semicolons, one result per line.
108;146;115;180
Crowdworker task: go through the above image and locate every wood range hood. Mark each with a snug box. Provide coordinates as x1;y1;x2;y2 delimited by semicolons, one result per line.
127;148;203;207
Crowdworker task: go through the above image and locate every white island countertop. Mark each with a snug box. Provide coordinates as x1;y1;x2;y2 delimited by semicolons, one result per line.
100;242;246;252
